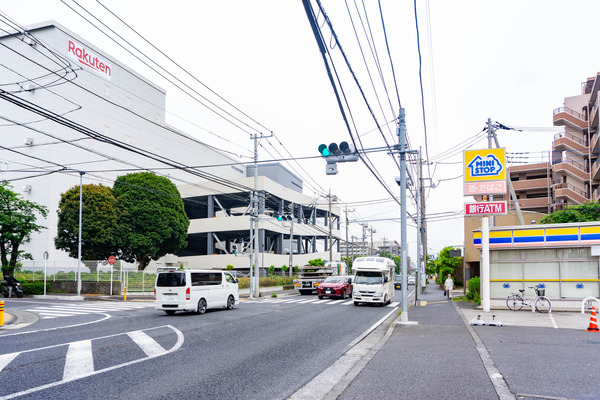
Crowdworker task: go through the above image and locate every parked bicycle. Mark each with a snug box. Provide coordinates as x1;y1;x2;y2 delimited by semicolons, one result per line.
506;285;552;313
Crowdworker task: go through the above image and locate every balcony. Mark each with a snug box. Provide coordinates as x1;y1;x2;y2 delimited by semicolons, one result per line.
508;198;550;212
552;131;588;155
552;158;589;181
553;182;589;204
593;157;600;181
553;107;588;129
511;178;549;192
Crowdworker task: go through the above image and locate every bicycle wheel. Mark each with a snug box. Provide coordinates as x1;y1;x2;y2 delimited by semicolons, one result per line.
535;296;551;313
506;294;523;311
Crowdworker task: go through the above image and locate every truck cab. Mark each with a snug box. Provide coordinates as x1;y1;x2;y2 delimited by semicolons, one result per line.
352;257;395;306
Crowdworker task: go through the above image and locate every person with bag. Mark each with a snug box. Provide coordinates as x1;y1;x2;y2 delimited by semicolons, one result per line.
444;274;454;299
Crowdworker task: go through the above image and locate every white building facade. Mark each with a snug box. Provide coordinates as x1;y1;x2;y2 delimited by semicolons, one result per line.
0;22;341;272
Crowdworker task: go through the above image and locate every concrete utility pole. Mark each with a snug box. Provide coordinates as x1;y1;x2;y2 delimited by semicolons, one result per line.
77;171;84;297
398;108;409;322
370;226;375;256
487;118;495;228
416;149;422;305
345;205;349;265
289;203;294;278
328;188;333;262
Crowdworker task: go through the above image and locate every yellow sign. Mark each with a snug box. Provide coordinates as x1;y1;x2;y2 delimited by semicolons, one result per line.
464;148;506;182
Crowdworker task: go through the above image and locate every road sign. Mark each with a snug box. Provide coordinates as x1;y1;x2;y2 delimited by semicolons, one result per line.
464;148;506;182
465;201;507;216
108;256;116;265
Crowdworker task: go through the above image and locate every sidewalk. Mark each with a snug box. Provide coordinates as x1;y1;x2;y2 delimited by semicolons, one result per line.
336;284;500;399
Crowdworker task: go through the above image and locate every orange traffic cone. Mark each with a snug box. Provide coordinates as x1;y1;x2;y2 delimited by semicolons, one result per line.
587;307;599;332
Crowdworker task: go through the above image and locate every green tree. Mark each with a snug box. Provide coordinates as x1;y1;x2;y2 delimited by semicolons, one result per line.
434;246;462;285
540;202;600;224
113;172;189;270
55;184;120;262
308;258;325;266
0;182;48;277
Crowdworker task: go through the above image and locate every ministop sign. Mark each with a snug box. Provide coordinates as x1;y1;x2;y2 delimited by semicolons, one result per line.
108;256;116;265
464;148;506;182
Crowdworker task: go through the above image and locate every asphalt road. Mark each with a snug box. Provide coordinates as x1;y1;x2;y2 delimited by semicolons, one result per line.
0;293;401;399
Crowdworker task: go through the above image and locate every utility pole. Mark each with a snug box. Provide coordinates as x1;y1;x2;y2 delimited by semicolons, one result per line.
250;133;272;297
328;188;333;262
398;108;409;322
345;205;349;265
487;118;495;228
289;203;294;278
77;171;84;297
415;149;422;305
370;226;375;256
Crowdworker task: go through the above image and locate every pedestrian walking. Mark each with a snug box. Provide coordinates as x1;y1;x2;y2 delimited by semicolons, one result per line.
444;274;454;299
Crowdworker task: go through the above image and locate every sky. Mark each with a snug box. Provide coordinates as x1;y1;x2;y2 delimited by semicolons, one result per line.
2;0;600;261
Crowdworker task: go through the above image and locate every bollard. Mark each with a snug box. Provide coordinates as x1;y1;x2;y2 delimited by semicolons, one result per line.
124;286;127;301
0;300;4;326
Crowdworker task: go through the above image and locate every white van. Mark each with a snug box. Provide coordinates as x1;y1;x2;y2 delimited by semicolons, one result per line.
154;269;239;315
352;257;395;306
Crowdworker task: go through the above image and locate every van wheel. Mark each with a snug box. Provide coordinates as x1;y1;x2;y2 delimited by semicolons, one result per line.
227;295;235;310
164;310;175;316
197;299;207;314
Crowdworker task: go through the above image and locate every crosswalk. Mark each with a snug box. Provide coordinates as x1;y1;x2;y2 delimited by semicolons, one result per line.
26;302;153;319
243;295;400;308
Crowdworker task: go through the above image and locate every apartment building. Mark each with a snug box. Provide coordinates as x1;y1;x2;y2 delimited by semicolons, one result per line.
486;73;599;213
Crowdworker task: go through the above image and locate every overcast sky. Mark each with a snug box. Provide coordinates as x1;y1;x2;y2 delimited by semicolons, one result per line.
2;0;600;261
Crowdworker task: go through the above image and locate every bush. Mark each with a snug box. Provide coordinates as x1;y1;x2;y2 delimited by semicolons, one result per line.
20;281;49;295
437;267;453;286
466;276;481;304
236;275;294;290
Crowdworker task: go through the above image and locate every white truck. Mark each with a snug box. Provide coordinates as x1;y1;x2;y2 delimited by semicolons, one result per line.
294;261;348;295
352;257;395;306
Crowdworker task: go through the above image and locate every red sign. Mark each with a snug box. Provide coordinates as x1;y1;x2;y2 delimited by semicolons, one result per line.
108;256;116;265
465;201;507;216
67;40;112;80
464;180;507;196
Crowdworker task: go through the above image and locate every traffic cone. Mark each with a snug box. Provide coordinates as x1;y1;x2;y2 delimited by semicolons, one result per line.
587;307;599;332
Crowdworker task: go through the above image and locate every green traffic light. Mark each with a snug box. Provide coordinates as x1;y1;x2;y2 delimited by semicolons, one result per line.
318;144;331;157
277;215;283;221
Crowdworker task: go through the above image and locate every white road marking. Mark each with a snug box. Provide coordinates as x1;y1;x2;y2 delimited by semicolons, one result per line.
127;330;166;357
387;301;400;308
0;314;111;338
0;325;183;400
299;299;320;304
63;340;94;380
0;353;19;372
549;313;559;329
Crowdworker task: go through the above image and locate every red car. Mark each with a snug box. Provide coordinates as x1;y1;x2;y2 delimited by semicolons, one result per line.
317;276;353;299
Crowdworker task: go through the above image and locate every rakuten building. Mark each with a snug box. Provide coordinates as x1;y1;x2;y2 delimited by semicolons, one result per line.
0;22;340;277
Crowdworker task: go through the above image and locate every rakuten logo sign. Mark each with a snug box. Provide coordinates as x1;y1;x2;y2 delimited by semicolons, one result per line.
67;40;112;80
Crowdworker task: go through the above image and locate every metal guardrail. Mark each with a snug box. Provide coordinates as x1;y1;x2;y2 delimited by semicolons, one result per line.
553;182;588;198
553;131;587;146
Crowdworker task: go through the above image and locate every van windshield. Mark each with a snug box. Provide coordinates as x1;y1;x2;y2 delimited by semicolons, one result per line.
354;271;383;285
157;272;186;287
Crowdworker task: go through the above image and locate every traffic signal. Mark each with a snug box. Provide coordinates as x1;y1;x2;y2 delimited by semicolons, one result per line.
317;141;359;175
318;141;356;157
277;214;293;222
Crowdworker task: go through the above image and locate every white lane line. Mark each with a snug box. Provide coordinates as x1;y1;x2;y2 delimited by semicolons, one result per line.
1;326;184;400
63;340;94;380
0;314;112;338
387;301;400;308
348;307;398;348
313;300;332;304
299;299;319;304
127;330;167;357
549;313;559;329
0;353;19;372
37;312;80;317
341;300;354;305
28;309;90;315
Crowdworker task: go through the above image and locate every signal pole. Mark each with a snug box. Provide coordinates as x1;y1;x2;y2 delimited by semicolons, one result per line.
328;188;333;262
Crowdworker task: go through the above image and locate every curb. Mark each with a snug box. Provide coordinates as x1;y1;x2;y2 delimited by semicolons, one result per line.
0;309;39;331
